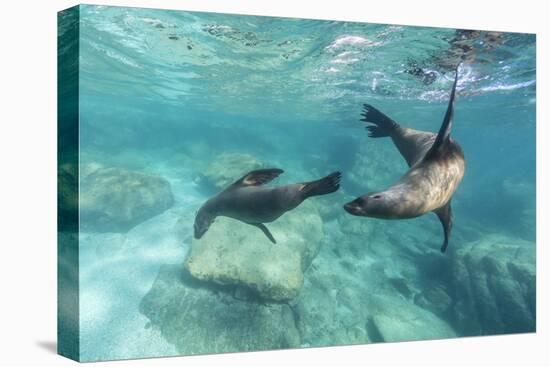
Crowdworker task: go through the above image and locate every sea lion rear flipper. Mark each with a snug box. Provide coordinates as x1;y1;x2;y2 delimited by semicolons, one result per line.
249;223;276;244
300;171;342;199
434;202;453;253
229;168;284;189
360;104;399;138
423;64;461;161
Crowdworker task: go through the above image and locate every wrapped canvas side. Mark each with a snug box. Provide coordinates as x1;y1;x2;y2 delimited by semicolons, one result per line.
57;5;80;362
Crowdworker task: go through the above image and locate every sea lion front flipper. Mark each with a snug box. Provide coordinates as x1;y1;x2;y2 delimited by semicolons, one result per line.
434;202;453;253
229;168;284;189
360;104;426;167
360;104;399;138
423;64;460;161
248;223;276;244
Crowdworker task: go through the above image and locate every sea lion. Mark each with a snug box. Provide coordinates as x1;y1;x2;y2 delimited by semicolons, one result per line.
344;65;465;253
194;169;341;243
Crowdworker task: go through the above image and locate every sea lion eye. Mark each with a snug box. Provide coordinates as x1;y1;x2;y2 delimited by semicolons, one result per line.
372;195;382;199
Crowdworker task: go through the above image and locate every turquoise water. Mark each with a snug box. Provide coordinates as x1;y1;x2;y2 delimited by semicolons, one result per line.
58;5;536;362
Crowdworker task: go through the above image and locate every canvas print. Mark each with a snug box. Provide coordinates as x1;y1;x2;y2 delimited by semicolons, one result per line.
57;4;536;362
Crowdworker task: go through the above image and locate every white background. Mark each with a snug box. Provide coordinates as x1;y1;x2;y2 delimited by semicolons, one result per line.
0;0;547;366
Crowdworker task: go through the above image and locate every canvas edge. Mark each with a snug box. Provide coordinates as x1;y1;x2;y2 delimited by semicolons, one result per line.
57;4;81;362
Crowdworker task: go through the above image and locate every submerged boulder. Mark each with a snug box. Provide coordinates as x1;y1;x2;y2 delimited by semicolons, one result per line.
80;167;174;232
140;265;300;355
450;234;535;335
368;294;456;342
185;200;323;302
196;152;263;192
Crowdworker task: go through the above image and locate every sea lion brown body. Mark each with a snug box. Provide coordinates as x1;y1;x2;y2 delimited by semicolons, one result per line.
344;66;465;252
194;169;341;243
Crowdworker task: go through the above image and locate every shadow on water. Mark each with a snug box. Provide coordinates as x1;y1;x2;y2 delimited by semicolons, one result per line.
36;340;57;354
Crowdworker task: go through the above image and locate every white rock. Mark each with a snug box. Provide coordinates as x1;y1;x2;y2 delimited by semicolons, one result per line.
185;200;323;301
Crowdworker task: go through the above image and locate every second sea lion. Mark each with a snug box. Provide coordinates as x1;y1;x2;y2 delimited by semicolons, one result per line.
194;169;341;243
344;65;465;253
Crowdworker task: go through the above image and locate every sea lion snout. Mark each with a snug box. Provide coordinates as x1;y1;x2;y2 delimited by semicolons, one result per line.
193;226;204;239
193;221;207;239
194;209;214;240
344;197;367;216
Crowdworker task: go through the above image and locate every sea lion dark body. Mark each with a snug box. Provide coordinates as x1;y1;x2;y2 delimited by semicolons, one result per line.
344;66;465;252
210;185;304;223
194;169;341;243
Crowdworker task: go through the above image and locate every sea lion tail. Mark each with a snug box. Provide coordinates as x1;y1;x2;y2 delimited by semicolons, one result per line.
360;104;399;138
301;172;342;198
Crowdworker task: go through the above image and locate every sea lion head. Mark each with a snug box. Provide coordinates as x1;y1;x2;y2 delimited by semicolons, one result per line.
344;191;399;219
193;206;215;239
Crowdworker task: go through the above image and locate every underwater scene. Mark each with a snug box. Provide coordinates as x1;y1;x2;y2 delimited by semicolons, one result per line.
57;5;536;362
